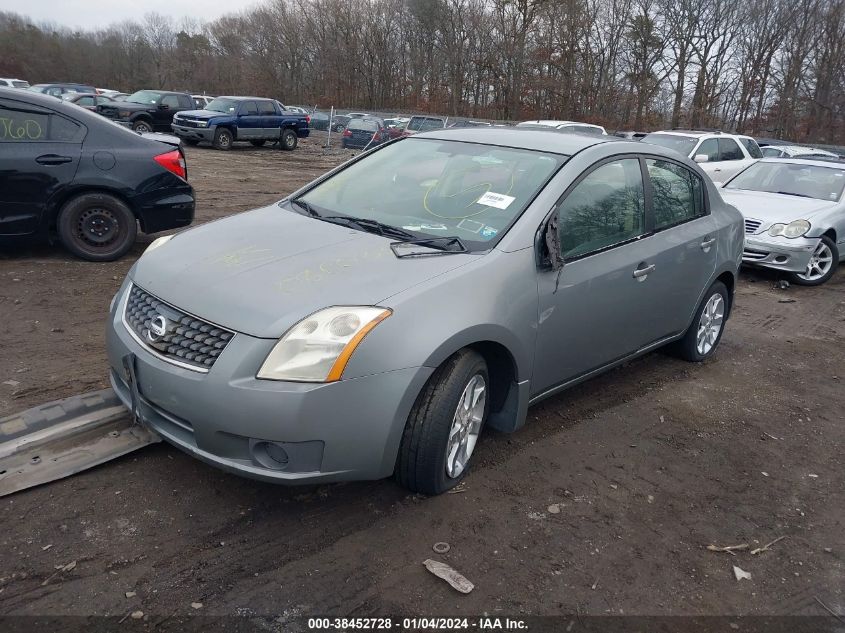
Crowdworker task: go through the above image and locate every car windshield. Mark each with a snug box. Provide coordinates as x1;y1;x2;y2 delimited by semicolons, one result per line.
205;98;238;113
349;119;379;131
126;90;163;105
725;162;845;201
295;138;565;250
642;133;697;157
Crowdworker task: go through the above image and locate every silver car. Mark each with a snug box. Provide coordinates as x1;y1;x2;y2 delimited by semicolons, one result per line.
720;158;845;285
106;129;743;494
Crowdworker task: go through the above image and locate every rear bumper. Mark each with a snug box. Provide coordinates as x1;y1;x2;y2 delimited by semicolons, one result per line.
133;183;195;233
170;124;215;142
297;128;310;138
742;234;817;272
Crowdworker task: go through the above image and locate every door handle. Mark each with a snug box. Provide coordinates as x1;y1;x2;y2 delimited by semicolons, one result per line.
701;237;716;251
632;264;656;280
36;154;72;165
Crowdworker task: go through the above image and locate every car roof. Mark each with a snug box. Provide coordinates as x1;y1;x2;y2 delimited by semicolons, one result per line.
413;127;617;155
214;96;274;101
764;144;837;155
520;120;603;128
759;157;845;169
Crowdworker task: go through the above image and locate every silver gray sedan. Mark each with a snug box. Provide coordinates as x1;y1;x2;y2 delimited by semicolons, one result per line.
720;158;845;285
106;129;743;494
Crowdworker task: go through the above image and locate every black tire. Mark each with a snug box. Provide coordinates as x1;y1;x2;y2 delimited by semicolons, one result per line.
672;281;729;362
212;127;233;150
395;349;489;495
250;139;266;147
788;235;839;286
131;119;153;133
183;139;200;147
280;128;298;151
57;193;137;261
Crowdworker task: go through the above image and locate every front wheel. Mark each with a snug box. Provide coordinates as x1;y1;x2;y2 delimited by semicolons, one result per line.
57;193;137;261
212;128;233;150
395;349;489;494
672;281;729;362
280;128;298;151
789;235;838;286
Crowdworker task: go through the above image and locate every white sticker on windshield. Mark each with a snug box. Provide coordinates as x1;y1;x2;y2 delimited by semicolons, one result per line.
476;191;516;209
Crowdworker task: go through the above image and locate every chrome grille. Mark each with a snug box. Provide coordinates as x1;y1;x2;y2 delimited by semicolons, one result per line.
744;218;762;234
123;285;233;371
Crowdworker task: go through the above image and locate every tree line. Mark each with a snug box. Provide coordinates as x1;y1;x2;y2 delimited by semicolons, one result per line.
1;0;844;143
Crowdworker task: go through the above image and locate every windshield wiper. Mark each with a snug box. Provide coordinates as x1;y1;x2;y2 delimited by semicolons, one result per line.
290;198;320;217
390;236;468;258
775;191;813;198
320;216;418;240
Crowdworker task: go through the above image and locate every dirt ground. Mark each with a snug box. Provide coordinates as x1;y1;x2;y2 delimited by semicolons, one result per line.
1;133;843;626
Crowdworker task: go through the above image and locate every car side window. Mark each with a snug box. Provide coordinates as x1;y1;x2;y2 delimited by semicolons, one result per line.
557;158;645;260
718;138;743;161
240;102;258;116
646;159;705;230
161;95;179;109
740;138;763;159
696;139;719;161
761;147;780;158
78;96;94;106
257;101;276;115
0;105;81;142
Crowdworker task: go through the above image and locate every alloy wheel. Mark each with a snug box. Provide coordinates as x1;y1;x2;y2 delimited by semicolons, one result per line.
696;293;724;356
796;241;834;282
444;374;486;478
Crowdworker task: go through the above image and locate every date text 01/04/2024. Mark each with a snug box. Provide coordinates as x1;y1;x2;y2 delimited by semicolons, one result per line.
307;617;529;630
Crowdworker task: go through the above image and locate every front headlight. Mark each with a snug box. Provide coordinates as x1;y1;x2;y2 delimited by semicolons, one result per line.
144;234;174;254
258;307;392;382
119;110;131;118
196;120;207;127
768;219;811;238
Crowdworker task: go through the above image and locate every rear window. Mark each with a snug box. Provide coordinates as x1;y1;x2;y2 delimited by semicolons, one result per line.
349;119;379;132
740;137;763;159
407;117;445;132
12;81;29;88
642;133;697;157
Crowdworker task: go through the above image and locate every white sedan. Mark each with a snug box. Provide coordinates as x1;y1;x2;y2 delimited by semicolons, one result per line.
720;158;845;285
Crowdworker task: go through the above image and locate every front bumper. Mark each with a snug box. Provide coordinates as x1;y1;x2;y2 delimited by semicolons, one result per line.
106;285;432;484
742;234;818;273
170;124;215;142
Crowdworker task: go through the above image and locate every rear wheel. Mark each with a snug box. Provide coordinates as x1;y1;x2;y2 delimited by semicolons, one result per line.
789;235;838;286
395;349;489;494
212;128;233;150
57;193;137;261
672;281;729;362
250;139;266;147
131;119;153;134
280;128;298;151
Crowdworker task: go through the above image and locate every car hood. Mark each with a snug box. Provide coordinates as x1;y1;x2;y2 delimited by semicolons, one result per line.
130;204;479;338
719;189;837;225
175;109;224;120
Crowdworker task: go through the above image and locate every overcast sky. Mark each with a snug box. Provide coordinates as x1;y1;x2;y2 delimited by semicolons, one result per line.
4;0;245;30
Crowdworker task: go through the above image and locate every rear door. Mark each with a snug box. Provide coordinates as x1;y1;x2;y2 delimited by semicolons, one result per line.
237;101;260;139
257;100;280;139
154;94;181;131
0;99;84;236
641;156;717;338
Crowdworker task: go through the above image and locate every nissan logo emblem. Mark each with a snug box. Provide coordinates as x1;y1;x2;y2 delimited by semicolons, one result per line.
147;315;168;342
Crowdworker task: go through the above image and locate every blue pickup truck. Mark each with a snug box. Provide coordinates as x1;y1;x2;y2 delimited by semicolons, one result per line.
170;96;310;150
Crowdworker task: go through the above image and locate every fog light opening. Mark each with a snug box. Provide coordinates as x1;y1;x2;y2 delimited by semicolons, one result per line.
774;255;788;264
251;441;290;470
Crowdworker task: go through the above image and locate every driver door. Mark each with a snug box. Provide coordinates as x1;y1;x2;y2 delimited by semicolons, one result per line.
532;157;658;395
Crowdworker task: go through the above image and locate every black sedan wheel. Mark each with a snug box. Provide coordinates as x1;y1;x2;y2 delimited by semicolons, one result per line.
131;119;153;133
57;193;137;261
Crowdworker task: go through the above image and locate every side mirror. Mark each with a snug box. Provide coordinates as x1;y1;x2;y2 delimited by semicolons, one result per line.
694;154;709;163
536;209;564;271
